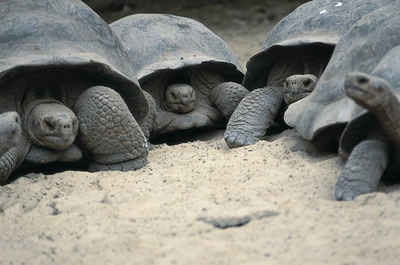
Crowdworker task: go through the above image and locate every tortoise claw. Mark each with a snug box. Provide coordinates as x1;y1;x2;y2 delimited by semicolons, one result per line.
335;178;375;201
224;130;259;148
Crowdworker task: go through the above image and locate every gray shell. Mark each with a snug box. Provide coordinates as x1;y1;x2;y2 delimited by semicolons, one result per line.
244;0;395;91
284;1;400;141
110;14;244;84
0;0;148;123
339;46;400;158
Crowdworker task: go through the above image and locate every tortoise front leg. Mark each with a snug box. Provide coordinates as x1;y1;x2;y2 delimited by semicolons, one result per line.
73;86;148;171
224;86;284;148
210;82;249;120
335;139;389;201
0;112;22;183
0;147;18;183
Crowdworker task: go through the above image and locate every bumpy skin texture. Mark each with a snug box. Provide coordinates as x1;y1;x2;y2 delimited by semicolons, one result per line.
0;112;21;183
336;139;389;201
210;82;249;120
74;86;148;171
225;86;284;148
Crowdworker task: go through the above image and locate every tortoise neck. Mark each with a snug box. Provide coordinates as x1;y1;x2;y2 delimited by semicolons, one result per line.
371;93;400;149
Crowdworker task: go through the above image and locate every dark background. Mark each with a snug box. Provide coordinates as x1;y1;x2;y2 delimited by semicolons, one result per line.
83;0;309;24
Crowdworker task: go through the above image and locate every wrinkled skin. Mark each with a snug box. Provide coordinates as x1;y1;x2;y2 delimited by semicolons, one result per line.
73;86;148;172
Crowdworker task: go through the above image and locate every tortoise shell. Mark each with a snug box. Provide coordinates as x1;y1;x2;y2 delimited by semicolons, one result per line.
110;13;244;85
243;0;394;91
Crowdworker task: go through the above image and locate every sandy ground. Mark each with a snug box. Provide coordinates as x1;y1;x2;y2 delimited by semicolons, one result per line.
2;1;400;264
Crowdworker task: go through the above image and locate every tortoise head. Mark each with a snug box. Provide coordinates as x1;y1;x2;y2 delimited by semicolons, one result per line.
164;83;197;114
21;97;79;151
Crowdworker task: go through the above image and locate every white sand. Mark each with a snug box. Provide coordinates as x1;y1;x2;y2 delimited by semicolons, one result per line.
1;1;400;264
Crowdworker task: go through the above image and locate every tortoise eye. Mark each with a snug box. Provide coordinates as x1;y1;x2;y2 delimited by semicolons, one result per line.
357;76;369;85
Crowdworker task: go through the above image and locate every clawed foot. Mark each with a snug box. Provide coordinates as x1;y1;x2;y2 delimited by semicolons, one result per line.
334;140;388;201
224;130;259;148
335;176;376;201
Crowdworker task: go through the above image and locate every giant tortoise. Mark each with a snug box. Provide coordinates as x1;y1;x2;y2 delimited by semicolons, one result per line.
224;0;396;148
0;0;149;183
336;46;400;200
110;14;248;144
284;2;400;200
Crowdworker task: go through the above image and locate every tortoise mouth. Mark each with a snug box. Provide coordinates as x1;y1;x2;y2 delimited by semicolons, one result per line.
284;92;312;105
34;135;77;151
165;100;197;114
